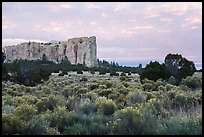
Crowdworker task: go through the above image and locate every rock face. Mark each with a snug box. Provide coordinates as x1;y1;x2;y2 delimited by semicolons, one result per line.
2;36;98;67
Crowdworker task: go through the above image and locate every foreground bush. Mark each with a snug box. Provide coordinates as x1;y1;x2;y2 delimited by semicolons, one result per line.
112;106;158;135
181;76;202;90
126;90;147;105
158;115;202;135
96;97;117;115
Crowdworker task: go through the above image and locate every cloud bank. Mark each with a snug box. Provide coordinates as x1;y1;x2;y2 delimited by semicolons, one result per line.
2;2;202;69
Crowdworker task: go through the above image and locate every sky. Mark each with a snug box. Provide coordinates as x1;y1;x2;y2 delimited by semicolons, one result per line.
2;2;202;69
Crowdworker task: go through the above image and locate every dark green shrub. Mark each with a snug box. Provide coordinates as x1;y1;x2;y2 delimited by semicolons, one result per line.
46;127;60;135
84;92;98;101
42;106;79;133
99;70;106;75
110;71;119;76
120;76;126;81
168;76;177;85
146;98;164;115
181;76;202;90
158;116;202;135
3;112;47;135
58;73;64;76
104;81;113;88
2;113;15;135
36;96;58;112
89;83;99;90
145;92;157;101
62;71;68;75
90;70;95;74
120;72;126;76
120;76;131;82
53;70;59;73
96;97;117;115
63;123;89;135
13;104;37;121
143;83;154;91
112;106;158;135
83;114;111;135
126;91;147;105
98;89;113;97
80;77;88;82
77;70;83;74
99;85;107;89
173;93;197;109
77;88;89;94
122;82;129;87
78;98;96;114
66;96;79;111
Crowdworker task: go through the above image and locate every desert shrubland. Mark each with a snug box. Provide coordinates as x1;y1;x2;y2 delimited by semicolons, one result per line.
2;72;202;135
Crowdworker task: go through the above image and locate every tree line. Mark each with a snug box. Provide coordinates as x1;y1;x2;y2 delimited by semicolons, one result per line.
2;53;142;86
140;53;198;85
2;52;199;86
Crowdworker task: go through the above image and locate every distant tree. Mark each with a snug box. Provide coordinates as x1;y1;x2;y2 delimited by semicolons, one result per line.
61;55;71;65
140;61;170;82
32;65;52;84
164;53;196;83
110;71;119;76
77;69;83;74
2;52;6;63
7;59;51;86
58;73;64;76
138;64;142;69
90;70;95;74
42;54;48;62
111;61;116;66
99;69;107;75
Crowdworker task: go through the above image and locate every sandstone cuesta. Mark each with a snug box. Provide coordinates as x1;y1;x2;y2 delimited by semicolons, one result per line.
2;36;98;67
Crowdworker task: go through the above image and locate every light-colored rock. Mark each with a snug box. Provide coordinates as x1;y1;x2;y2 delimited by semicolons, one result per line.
2;36;98;67
67;36;97;67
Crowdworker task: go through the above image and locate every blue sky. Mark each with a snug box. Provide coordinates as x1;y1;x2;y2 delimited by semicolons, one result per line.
2;2;202;69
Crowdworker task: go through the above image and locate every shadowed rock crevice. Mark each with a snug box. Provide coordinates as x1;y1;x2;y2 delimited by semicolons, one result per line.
73;44;78;65
83;53;86;65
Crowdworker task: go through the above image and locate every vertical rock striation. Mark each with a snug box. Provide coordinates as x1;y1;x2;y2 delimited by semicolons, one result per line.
2;36;98;67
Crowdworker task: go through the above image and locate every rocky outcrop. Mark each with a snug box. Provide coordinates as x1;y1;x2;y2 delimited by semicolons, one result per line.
2;36;98;67
67;36;97;67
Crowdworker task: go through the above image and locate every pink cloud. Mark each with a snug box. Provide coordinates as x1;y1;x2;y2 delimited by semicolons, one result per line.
162;2;202;16
35;21;71;33
181;15;202;29
144;6;160;19
157;29;172;33
40;2;73;12
160;18;172;23
2;16;17;30
114;3;130;12
90;21;97;25
121;25;154;37
84;2;102;9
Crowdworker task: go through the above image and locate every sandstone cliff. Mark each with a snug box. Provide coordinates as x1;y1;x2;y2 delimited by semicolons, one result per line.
2;36;98;67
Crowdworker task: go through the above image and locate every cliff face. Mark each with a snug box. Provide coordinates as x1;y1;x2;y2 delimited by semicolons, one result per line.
2;36;98;67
